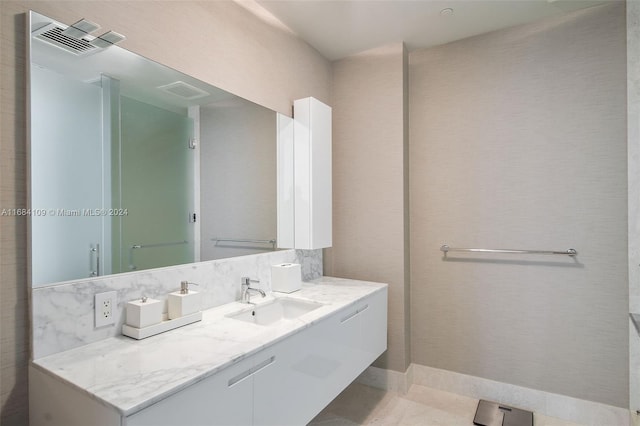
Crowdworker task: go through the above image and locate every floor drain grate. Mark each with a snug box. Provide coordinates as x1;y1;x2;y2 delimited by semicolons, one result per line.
473;399;533;426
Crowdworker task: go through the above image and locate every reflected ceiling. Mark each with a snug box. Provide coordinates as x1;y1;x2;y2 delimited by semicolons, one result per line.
31;15;234;113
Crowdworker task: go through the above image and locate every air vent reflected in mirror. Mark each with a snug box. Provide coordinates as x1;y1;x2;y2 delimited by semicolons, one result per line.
158;81;210;100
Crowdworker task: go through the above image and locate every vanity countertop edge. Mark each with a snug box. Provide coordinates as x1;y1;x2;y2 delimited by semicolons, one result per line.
31;276;388;417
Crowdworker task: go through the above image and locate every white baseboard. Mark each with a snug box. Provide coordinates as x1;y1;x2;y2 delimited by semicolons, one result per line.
356;364;413;394
357;363;630;426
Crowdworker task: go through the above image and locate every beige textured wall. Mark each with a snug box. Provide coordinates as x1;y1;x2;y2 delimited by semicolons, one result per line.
409;3;628;407
325;43;410;372
0;2;330;423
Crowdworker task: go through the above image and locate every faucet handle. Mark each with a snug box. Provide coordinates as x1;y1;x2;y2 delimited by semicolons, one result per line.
241;277;260;286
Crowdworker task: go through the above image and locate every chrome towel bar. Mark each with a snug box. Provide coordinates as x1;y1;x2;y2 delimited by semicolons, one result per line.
211;238;277;249
440;244;577;258
129;240;189;270
131;240;188;250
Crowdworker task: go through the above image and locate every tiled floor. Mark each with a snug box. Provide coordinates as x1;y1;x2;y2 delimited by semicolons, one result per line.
309;382;584;426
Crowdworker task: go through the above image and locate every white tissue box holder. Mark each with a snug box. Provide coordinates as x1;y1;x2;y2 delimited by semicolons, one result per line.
271;263;302;293
125;298;163;328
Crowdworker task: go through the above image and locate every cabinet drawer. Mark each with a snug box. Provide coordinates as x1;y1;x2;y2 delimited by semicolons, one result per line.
126;356;255;426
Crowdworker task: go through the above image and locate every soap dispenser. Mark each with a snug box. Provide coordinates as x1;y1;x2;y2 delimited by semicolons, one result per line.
168;281;201;320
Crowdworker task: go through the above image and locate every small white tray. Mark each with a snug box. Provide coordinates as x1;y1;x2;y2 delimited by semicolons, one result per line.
122;311;202;340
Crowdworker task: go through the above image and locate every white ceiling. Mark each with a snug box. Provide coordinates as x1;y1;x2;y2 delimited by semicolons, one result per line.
254;0;608;61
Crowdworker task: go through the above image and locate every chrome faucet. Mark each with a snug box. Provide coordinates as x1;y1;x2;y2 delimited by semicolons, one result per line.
241;276;265;304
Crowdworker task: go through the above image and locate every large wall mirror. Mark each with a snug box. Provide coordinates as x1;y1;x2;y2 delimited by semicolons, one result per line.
29;11;278;287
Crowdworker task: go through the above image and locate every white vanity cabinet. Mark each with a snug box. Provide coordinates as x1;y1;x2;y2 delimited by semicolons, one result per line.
128;290;386;426
30;282;387;426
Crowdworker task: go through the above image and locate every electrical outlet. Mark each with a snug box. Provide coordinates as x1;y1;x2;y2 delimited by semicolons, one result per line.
95;291;117;327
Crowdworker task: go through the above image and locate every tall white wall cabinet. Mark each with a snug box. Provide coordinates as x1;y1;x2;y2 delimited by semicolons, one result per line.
277;97;332;250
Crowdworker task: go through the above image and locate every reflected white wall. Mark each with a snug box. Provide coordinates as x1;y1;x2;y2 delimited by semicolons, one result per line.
31;66;105;286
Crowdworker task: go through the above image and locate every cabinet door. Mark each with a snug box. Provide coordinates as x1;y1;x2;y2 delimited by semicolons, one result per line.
252;332;313;426
253;301;370;426
126;356;254;426
276;113;295;249
360;289;388;366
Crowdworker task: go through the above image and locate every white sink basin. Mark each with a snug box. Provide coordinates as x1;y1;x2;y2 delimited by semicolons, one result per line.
227;297;323;326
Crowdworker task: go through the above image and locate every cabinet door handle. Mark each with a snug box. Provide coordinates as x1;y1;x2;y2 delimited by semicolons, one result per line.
228;356;276;387
340;304;368;323
252;355;276;375
228;367;252;388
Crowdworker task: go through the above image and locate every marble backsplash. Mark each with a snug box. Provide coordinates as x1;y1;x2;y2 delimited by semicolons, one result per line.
32;249;322;359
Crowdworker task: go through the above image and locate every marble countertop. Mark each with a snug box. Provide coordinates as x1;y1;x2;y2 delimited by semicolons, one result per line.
32;276;387;417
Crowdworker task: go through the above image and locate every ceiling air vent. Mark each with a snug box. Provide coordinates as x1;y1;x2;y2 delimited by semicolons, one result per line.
158;81;210;100
33;23;99;56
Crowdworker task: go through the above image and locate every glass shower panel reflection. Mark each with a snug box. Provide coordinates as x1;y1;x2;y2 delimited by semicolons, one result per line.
115;96;194;272
30;66;106;287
